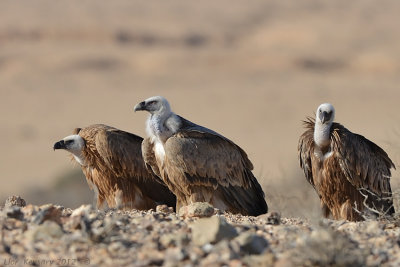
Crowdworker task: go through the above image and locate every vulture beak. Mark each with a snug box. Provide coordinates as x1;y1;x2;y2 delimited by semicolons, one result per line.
134;101;146;112
53;140;66;150
320;111;329;124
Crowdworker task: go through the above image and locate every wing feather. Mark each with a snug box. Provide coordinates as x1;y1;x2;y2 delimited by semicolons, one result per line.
95;127;151;180
91;125;176;208
298;117;316;187
164;128;267;215
164;130;250;189
331;123;395;196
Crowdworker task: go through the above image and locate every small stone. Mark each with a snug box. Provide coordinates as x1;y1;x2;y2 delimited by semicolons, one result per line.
337;222;358;232
234;232;269;255
202;243;214;253
179;202;215;218
4;196;26;208
64;205;94;231
64;214;83;231
257;212;281;225
71;204;93;218
4;206;24;220
190;216;238;246
32;204;62;224
21;204;39;217
214;208;223;215
61;208;73;217
156;204;174;213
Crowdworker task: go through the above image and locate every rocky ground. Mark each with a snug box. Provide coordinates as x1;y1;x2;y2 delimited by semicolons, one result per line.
1;196;400;267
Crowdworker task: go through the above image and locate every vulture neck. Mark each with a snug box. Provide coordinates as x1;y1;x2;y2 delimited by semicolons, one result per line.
314;121;332;152
147;112;181;143
71;151;85;166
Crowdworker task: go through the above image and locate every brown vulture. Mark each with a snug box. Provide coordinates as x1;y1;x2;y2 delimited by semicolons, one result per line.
134;96;268;216
53;124;176;210
298;103;395;221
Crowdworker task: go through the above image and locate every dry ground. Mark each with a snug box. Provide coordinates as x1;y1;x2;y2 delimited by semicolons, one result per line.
1;200;400;266
0;0;399;218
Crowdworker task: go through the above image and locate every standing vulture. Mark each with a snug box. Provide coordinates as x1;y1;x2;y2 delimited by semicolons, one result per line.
134;96;268;216
53;124;176;210
298;103;395;221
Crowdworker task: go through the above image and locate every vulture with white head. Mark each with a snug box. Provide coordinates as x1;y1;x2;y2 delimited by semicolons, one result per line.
298;103;395;221
53;124;176;210
134;96;268;216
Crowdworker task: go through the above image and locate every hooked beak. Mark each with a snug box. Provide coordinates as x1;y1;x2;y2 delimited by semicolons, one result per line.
320;111;329;124
53;140;65;151
134;101;146;112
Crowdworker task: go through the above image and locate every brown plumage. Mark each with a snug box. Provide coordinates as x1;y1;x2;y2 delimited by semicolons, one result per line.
298;104;395;221
135;96;268;216
54;124;176;210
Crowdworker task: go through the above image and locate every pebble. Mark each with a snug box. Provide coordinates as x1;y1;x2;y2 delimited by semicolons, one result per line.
156;204;174;213
4;196;26;208
179;202;215;218
32;204;63;224
257;211;281;225
4;206;24;220
233;231;269;255
190;216;238;246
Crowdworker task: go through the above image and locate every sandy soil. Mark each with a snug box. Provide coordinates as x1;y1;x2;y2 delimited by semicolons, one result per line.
0;0;399;218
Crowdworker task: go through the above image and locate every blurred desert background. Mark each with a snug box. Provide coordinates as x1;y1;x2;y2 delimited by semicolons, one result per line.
1;0;399;219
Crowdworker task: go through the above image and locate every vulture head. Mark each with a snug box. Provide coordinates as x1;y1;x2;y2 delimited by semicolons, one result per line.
53;134;86;165
134;96;171;116
316;103;335;125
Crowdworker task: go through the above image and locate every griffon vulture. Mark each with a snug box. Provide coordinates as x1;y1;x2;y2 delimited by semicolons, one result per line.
134;96;268;216
53;124;176;210
298;103;395;221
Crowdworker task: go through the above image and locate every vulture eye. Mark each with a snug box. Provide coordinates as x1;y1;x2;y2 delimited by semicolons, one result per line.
65;140;73;145
148;101;156;105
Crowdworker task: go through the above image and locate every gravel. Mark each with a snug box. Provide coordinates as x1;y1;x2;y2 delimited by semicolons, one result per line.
1;196;400;266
